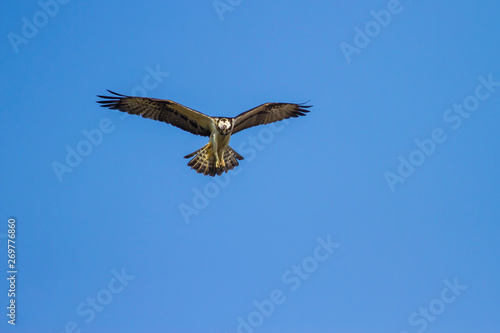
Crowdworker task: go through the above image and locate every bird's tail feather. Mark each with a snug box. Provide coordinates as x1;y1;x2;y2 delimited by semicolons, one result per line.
184;144;244;176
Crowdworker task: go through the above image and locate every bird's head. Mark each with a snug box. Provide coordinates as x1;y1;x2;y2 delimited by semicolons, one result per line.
217;118;232;135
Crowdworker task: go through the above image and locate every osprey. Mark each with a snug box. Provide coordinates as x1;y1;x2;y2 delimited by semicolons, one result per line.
97;90;311;176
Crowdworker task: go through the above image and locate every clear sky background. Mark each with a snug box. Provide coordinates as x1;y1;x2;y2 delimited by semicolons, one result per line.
1;1;500;332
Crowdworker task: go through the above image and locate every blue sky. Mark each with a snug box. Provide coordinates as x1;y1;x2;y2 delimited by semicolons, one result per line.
1;0;500;332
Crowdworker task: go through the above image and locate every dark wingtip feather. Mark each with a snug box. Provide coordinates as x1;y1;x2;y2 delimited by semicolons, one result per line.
294;102;312;117
96;90;130;108
106;90;129;97
296;102;312;116
96;90;128;102
298;102;312;109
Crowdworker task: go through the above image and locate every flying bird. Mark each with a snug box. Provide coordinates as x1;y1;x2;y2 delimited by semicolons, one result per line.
97;90;311;176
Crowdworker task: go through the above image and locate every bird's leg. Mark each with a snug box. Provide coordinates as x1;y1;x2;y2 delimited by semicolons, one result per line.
216;151;225;169
214;148;225;168
211;133;222;168
211;132;227;169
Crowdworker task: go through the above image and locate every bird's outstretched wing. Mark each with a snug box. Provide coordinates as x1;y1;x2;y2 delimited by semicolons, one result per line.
97;90;213;136
231;102;311;134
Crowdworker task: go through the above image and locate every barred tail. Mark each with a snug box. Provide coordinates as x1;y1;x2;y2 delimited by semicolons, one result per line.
184;144;244;177
223;146;244;173
184;143;214;176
